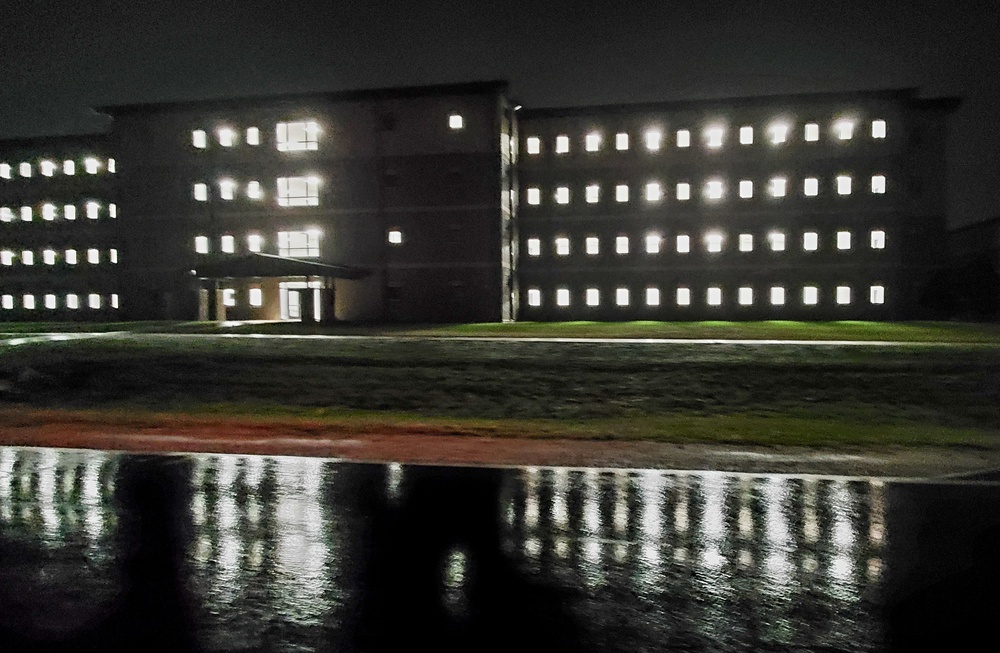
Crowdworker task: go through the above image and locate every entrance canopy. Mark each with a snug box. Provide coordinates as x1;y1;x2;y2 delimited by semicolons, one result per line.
193;253;371;280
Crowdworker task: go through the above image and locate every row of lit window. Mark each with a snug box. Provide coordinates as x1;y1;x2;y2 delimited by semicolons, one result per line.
527;229;886;257
525;175;886;206
221;287;264;308
0;158;115;180
0;202;116;223
193;230;321;258
525;119;887;155
193;177;319;206
0;248;118;266
525;284;886;308
1;293;118;310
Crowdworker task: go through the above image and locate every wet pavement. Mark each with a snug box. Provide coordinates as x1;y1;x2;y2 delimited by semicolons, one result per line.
0;446;998;652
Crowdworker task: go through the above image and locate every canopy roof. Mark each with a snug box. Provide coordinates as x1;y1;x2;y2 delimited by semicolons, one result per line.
193;253;371;280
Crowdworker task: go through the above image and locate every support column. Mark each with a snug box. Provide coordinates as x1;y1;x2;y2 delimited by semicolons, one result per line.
319;278;336;324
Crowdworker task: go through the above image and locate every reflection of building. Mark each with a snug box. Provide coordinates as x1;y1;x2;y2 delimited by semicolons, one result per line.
1;83;957;322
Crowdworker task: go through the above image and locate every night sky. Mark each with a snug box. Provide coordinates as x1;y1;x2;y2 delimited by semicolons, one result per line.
1;0;997;227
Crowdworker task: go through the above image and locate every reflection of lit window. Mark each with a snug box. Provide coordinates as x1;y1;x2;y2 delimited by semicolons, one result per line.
586;288;600;306
676;287;691;306
555;237;570;256
276;121;320;151
837;286;852;305
527;238;540;256
871;175;886;194
278;230;321;257
277;176;320;206
556;288;570;307
739;287;753;306
870;285;885;304
526;137;540;154
707;287;722;306
526;187;540;205
527;288;541;307
616;288;629;306
871;230;886;249
872;120;887;139
585;132;601;151
803;231;819;251
586;184;599;203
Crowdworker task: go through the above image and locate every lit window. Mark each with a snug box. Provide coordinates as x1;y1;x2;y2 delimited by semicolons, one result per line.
527;288;541;307
872;120;887;139
803;286;818;305
19;162;31;177
615;133;629;150
739;180;753;199
645;233;661;254
615;184;629;202
63;160;75;175
586;288;600;307
645;129;662;151
0;207;12;222
870;285;885;304
86;248;99;264
65;249;77;265
803;231;819;251
804;177;819;196
88;294;101;309
86;202;99;220
739;126;753;145
644;287;660;307
195;236;209;254
556;288;570;307
277;176;320;206
704;180;724;200
804;123;820;142
586;237;599;255
0;295;10;310
769;122;789;144
0;163;9;178
837;175;852;195
448;114;464;130
193;130;208;148
676;287;691;306
555;186;570;205
1;250;13;264
219;179;236;201
40;160;56;177
676;183;691;201
769;177;787;198
247;234;263;253
20;206;32;221
616;288;630;306
705;126;724;148
111;294;119;309
707;287;722;306
84;157;100;174
246;127;260;145
526;187;540;205
555;135;570;154
871;175;886;194
66;294;79;309
705;231;724;253
247;181;263;199
836;286;852;305
278;230;321;257
194;183;208;201
218;127;236;147
834;119;854;140
43;249;56;265
555;237;570;256
616;236;629;254
110;249;118;263
526;137;540;154
768;231;786;251
249;288;263;307
738;287;753;306
223;288;236;307
64;205;76;220
675;129;690;148
585;184;599;203
23;295;36;310
43;294;56;310
109;203;117;218
770;286;785;306
585;132;601;151
221;235;235;253
676;234;690;253
21;251;34;266
739;233;753;252
276;121;320;151
42;204;56;221
527;238;541;256
837;231;852;250
871;230;886;249
645;182;662;202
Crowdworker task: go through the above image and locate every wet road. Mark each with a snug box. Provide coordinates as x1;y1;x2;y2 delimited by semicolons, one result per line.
0;446;997;652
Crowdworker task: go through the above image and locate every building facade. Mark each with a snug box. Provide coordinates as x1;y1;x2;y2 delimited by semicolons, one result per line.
0;83;957;323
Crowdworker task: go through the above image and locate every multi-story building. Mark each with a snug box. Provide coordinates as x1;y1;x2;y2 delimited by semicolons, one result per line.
0;82;958;323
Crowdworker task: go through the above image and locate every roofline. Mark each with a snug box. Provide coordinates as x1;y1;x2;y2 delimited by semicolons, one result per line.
96;80;510;116
0;131;110;150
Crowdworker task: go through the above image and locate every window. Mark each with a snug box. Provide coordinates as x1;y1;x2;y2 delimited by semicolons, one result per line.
770;286;785;306
615;184;629;202
277;176;320;206
43;249;56;265
42;204;56;221
448;114;464;130
616;288;630;306
837;175;852;195
803;286;819;305
676;287;691;306
555;237;570;256
615;133;629;150
278;230;321;257
645;233;661;254
65;249;77;265
527;288;541;307
739;180;753;199
803;231;819;251
769;122;789;144
705;231;724;253
86;202;99;220
527;238;541;256
555;186;570;204
194;183;208;201
738;287;753;306
19;162;31;177
276;121;320;151
705;126;724;148
834;119;854;140
249;288;263;307
193;130;208;148
556;288;570;307
246;127;260;145
20;206;32;221
195;236;209;254
247;234;264;253
645;129;662;151
769;177;787;198
247;181;263;199
704;180;724;200
1;250;14;265
21;251;33;265
872;120;887;139
804;123;820;142
0;163;9;178
219;179;236;201
0;208;12;222
676;182;691;201
739;233;753;252
739;126;753;145
23;295;36;310
675;129;690;148
218;127;236;147
40;160;56;177
586;288;600;307
66;294;79;309
64;205;76;220
586;237;599;255
88;294;101;309
707;287;722;306
616;236;629;255
645;182;662;202
870;285;885;304
871;230;886;249
676;234;690;253
63;160;75;175
646;287;660;306
109;203;117;218
526;187;540;205
555;135;570;154
526;137;540;154
804;177;819;196
84;157;100;174
871;175;886;194
836;286;852;305
768;231;786;251
221;235;235;253
110;249;118;263
585;132;601;151
87;248;100;264
222;289;236;307
585;184;599;203
1;295;12;309
111;294;119;309
837;231;852;250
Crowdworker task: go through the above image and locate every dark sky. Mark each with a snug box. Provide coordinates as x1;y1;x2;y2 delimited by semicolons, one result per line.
1;0;997;226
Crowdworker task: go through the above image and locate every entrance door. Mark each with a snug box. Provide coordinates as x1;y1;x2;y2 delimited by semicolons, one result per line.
279;281;321;321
